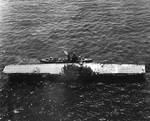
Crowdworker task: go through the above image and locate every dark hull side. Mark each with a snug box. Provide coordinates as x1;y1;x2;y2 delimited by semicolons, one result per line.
8;73;146;85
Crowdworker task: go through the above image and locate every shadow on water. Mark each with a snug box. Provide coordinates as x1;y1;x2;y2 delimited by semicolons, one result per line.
0;65;150;121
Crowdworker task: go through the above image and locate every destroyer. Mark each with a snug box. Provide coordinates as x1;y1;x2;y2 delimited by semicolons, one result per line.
40;51;93;64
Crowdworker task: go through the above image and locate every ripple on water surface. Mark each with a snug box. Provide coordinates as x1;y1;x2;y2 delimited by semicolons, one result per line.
0;74;150;121
1;0;150;121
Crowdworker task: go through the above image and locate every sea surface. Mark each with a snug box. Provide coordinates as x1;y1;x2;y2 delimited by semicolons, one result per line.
1;0;150;120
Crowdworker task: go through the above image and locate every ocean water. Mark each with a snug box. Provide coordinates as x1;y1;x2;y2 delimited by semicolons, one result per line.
1;0;150;120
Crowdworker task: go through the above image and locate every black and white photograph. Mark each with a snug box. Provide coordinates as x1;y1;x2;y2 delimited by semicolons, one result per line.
0;0;150;121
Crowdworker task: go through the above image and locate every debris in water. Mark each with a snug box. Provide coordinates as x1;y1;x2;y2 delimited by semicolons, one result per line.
30;91;34;94
13;107;24;114
99;118;106;121
13;109;20;114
